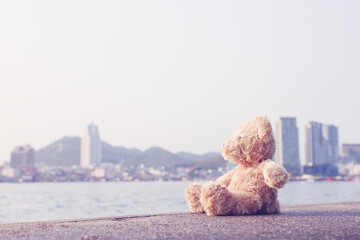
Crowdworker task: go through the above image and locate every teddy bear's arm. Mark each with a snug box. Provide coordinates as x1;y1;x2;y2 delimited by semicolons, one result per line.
262;160;288;189
215;168;236;187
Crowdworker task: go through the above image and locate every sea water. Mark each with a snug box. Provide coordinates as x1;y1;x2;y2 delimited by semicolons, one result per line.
0;181;359;224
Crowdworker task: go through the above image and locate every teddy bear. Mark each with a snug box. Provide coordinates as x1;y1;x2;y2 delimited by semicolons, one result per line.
185;116;288;216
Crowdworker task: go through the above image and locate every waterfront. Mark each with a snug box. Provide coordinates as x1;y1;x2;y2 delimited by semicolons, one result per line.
1;181;360;224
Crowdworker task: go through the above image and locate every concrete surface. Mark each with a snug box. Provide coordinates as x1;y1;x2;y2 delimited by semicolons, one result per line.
1;202;360;240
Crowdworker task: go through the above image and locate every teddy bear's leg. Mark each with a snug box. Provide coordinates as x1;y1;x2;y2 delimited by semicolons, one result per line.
185;183;204;213
200;181;234;216
265;199;280;214
230;191;262;215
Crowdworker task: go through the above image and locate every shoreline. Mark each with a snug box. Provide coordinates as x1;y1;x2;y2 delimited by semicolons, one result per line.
1;177;360;183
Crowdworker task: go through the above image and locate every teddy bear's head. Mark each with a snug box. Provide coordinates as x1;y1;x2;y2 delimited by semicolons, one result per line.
221;116;275;166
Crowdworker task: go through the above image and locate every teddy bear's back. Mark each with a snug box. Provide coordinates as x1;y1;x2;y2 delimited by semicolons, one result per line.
228;165;278;203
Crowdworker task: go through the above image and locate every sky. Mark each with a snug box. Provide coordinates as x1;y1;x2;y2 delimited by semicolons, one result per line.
1;0;360;164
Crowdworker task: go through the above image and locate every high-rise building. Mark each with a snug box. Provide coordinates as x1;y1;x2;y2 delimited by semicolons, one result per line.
341;144;360;164
275;117;301;176
10;145;35;168
305;122;339;175
322;124;339;165
305;122;324;166
81;123;102;168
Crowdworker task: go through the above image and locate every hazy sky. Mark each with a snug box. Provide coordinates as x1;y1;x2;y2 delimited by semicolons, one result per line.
1;0;360;164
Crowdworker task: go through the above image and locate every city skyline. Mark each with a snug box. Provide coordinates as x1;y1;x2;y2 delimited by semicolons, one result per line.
2;117;359;182
1;117;351;167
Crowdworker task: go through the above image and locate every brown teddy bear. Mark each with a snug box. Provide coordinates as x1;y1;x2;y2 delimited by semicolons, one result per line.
185;116;288;216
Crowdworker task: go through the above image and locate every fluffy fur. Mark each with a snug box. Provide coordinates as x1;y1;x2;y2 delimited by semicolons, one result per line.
185;116;288;216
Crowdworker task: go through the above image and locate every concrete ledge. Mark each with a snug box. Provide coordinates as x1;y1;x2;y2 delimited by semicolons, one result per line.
1;202;360;240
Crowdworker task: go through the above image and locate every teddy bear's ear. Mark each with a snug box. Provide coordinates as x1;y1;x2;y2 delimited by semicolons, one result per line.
254;116;273;142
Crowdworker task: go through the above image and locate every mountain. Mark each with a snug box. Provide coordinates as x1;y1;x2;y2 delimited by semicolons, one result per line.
194;155;226;169
35;136;81;166
35;136;224;168
176;151;220;162
101;141;143;165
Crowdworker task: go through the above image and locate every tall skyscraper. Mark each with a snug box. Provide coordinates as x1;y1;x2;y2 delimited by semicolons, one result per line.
305;122;324;166
10;145;35;168
81;123;102;168
275;117;301;176
305;122;339;175
322;124;339;165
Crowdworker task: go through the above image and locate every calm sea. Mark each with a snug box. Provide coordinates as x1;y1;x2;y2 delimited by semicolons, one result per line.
1;181;360;224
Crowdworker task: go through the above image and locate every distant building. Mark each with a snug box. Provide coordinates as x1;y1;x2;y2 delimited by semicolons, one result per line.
305;122;339;175
10;145;35;168
1;167;20;178
323;124;339;165
341;144;360;164
81;123;102;168
275;117;301;176
91;168;106;178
